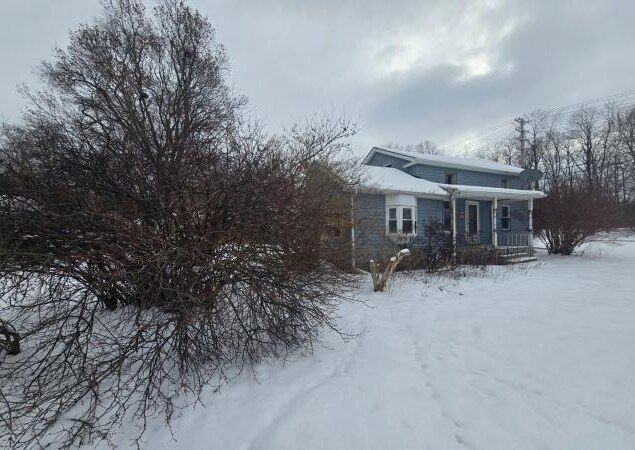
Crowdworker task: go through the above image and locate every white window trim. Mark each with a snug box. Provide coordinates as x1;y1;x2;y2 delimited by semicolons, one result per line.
386;205;417;236
464;200;480;234
500;204;511;231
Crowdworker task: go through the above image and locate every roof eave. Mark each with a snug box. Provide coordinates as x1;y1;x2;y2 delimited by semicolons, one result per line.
441;187;546;200
357;187;449;199
361;147;416;165
403;160;522;176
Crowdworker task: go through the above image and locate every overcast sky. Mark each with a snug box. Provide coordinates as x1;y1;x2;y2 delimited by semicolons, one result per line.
2;0;634;157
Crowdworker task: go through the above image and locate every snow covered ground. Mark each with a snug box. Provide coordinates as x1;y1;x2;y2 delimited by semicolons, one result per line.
105;237;635;450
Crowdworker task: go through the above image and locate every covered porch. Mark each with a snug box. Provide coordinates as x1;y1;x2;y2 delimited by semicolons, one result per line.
441;184;546;263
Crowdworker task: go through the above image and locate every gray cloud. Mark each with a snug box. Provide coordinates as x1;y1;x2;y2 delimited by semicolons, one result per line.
1;0;634;158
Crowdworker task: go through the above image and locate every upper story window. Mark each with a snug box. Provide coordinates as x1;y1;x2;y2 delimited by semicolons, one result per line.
386;194;417;235
445;173;456;185
501;178;509;188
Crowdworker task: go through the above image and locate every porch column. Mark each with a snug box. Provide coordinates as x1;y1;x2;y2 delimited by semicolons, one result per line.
492;197;498;247
350;192;356;269
527;198;533;246
451;196;457;249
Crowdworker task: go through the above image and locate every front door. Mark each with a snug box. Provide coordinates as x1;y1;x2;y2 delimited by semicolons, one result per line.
465;201;480;243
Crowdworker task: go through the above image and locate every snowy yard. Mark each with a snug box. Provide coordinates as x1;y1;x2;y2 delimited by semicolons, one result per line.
107;237;635;450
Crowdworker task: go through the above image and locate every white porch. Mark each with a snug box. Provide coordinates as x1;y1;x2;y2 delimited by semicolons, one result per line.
442;184;545;250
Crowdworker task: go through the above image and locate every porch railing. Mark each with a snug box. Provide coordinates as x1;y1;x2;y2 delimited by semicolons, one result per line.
457;232;482;247
500;232;530;247
456;232;534;249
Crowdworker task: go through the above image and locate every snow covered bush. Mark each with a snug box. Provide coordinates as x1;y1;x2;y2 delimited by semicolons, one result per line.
0;1;356;448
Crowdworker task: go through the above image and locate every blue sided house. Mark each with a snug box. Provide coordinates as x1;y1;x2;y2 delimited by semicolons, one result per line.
352;146;546;266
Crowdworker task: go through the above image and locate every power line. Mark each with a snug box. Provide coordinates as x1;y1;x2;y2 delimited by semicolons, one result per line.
442;121;515;154
547;89;635;115
440;90;635;154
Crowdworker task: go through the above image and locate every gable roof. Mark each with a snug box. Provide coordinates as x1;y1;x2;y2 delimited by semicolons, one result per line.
362;146;524;175
359;165;448;198
357;165;546;200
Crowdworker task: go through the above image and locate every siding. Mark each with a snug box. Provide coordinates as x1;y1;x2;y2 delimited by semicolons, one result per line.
404;164;446;183
412;197;445;247
366;153;410;169
353;193;445;265
353;193;397;264
456;199;493;245
406;164;527;189
496;200;529;246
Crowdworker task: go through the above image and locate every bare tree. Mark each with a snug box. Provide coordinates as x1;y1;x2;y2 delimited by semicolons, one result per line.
0;1;356;448
523;110;549;187
568;106;602;186
616;105;635;164
387;140;443;155
475;135;517;165
616;105;635;202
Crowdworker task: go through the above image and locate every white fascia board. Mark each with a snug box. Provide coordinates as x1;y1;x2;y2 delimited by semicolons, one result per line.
358;186;448;200
361;147;416;165
440;184;546;200
403;159;522;176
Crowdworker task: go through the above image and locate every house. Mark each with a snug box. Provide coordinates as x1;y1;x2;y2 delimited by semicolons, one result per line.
351;146;546;266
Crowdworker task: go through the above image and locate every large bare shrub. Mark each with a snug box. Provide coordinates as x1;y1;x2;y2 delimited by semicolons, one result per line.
534;182;618;255
0;1;356;448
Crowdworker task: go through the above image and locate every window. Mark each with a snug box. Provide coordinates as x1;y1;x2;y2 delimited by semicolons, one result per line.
445;173;455;185
388;208;398;233
402;207;414;234
500;205;510;230
443;201;452;230
386;206;417;235
386;194;417;235
501;178;509;188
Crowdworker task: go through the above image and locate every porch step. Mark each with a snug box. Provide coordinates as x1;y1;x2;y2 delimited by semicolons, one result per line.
500;256;537;265
500;252;531;259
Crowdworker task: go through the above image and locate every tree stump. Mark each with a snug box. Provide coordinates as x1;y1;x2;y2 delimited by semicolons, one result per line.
369;248;410;292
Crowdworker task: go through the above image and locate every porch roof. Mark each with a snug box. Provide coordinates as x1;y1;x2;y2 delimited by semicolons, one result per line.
439;183;546;200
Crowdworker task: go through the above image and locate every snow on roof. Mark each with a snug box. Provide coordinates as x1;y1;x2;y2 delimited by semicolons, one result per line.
439;183;546;200
359;165;448;197
364;147;524;175
359;166;545;199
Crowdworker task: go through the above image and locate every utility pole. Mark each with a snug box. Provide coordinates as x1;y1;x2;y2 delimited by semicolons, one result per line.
514;116;527;168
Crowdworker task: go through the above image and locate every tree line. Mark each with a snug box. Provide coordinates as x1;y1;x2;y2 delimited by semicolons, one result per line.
477;103;635;253
478;103;635;204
